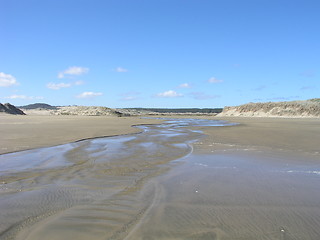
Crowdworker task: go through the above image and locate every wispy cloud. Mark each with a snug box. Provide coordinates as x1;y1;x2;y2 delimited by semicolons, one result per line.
189;92;220;100
178;83;191;88
115;67;128;73
76;91;103;99
156;90;183;98
47;80;84;90
0;72;19;87
4;95;44;100
47;82;72;90
208;77;223;83
58;66;89;79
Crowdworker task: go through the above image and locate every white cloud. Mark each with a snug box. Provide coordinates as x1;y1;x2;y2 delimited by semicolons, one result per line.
115;67;128;73
0;72;19;87
178;83;191;88
208;77;223;83
47;82;72;90
58;66;89;78
76;91;103;99
157;90;183;98
47;80;84;90
4;95;44;100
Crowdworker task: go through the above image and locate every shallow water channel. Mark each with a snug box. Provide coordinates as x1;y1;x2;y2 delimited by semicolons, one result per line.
1;118;320;240
0;118;230;240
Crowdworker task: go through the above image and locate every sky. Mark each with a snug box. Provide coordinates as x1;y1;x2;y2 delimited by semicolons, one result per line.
1;0;319;108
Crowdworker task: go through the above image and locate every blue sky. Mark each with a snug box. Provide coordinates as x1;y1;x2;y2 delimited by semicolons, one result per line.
1;0;319;108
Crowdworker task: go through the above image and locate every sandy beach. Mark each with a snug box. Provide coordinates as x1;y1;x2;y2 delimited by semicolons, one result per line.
1;115;319;156
1;115;320;239
197;116;320;156
0;115;162;154
3;0;319;238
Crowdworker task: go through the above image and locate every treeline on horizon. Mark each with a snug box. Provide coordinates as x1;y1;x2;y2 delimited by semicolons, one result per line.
124;108;223;114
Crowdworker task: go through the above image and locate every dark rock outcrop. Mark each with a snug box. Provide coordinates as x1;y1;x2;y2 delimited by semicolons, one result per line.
0;103;26;115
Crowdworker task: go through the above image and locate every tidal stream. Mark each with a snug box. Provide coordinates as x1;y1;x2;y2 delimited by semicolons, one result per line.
0;118;230;240
1;118;320;240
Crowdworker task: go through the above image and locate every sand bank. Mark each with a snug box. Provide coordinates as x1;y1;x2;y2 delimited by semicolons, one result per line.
0;115;162;154
192;116;320;157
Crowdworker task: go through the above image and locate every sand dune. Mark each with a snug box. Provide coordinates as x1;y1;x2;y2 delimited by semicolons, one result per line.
218;99;320;118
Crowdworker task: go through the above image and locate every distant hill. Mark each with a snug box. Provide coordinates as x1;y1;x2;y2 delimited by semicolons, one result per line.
19;103;57;110
218;99;320;118
0;103;25;115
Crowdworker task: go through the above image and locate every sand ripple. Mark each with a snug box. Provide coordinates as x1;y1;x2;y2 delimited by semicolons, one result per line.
1;118;320;239
0;118;221;240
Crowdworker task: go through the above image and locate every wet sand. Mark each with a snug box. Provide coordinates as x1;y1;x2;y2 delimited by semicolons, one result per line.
0;118;208;240
198;116;320;155
1;116;320;239
0;115;162;154
123;117;320;240
134;153;320;239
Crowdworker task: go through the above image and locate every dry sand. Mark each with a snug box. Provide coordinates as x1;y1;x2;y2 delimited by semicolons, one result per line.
0;115;162;154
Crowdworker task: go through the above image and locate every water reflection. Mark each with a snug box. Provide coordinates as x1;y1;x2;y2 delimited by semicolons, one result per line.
0;118;228;240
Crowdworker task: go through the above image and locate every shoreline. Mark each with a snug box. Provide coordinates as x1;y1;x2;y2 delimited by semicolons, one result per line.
0;115;163;155
1;114;320;157
1;125;155;156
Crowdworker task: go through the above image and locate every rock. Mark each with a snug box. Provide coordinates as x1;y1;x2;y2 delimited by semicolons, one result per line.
0;103;26;115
